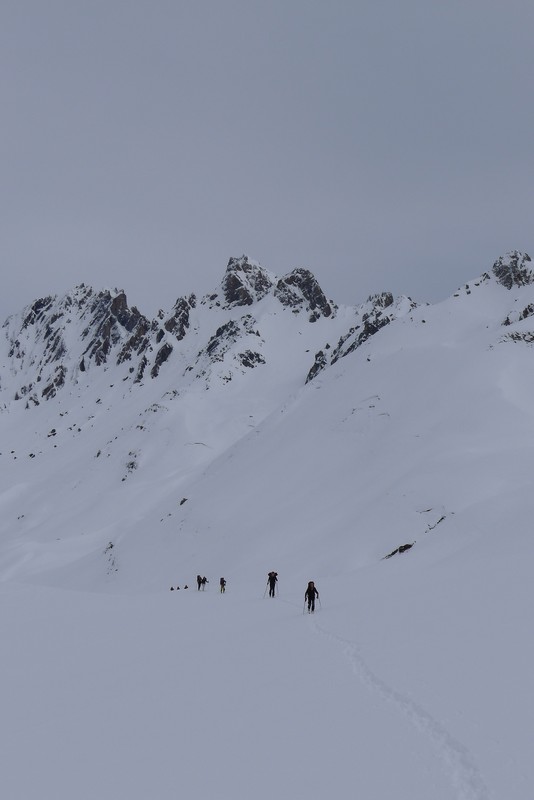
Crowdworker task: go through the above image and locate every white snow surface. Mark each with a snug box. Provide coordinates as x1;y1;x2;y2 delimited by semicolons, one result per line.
1;269;533;799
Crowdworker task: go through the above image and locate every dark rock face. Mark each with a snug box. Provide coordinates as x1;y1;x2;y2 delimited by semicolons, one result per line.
305;292;398;383
181;310;267;385
16;296;69;373
238;350;266;368
206;320;241;360
200;316;261;368
331;294;393;363
82;290;152;367
519;303;534;321
116;318;155;366
275;269;334;321
21;297;55;330
151;342;173;378
221;256;274;307
41;365;67;400
384;542;415;559
493;251;533;289
163;295;196;340
306;350;328;383
135;356;149;383
502;302;534;327
505;331;534;343
110;292;143;333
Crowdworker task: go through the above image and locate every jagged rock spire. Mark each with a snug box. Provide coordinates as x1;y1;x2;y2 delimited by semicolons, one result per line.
220;256;275;307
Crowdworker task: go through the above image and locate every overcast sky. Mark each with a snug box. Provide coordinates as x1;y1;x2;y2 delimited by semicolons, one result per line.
1;0;533;321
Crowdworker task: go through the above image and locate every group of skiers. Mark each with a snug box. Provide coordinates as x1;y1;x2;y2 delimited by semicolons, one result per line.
171;571;320;612
196;575;209;590
170;575;223;592
267;571;320;612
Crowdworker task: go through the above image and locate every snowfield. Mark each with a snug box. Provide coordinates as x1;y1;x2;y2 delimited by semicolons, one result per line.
1;257;533;799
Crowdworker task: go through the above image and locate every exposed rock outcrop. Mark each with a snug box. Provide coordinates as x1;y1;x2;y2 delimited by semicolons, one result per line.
493;251;533;289
163;295;196;340
306;292;415;383
220;256;275;307
275;268;335;322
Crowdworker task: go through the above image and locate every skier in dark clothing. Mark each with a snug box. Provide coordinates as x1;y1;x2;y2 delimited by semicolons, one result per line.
305;580;319;613
220;577;226;593
267;571;278;597
197;575;202;591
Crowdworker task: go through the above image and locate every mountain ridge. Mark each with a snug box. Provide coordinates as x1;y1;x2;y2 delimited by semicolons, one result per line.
1;254;415;408
1;248;534;592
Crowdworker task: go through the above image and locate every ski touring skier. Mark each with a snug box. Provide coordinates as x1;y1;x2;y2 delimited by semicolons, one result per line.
304;580;319;613
220;577;226;593
267;571;278;597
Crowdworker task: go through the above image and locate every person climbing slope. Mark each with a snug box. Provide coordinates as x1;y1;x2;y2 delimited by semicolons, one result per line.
304;580;319;613
267;571;278;597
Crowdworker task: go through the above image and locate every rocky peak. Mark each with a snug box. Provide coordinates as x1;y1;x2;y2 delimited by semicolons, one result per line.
3;286;161;403
274;268;334;322
80;289;151;367
219;256;275;307
492;251;533;289
366;291;394;310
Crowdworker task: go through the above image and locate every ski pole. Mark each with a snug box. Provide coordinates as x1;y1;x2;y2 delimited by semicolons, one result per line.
303;600;306;615
263;582;268;599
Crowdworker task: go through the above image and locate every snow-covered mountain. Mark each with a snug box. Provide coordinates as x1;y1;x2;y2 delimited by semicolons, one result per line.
1;254;412;405
1;250;533;799
0;253;417;588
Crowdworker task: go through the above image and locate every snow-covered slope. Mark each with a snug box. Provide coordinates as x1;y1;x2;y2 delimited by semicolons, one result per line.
0;251;533;799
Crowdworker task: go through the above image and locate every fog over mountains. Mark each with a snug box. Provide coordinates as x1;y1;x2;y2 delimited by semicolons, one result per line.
1;250;533;799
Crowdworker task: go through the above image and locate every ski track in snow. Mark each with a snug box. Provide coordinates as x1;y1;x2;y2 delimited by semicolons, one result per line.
312;618;492;800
